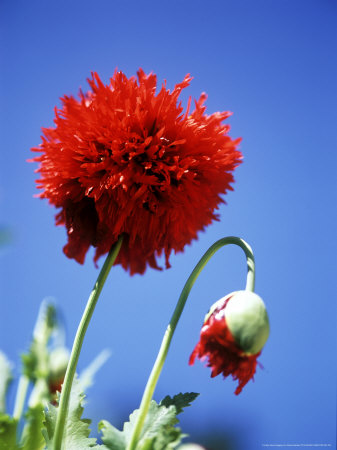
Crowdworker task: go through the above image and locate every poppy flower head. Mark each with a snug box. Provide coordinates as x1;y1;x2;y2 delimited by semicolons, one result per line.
32;69;242;274
189;291;269;395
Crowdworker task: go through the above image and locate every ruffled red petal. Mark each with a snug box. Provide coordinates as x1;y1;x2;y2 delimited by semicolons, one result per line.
32;69;242;274
189;298;260;395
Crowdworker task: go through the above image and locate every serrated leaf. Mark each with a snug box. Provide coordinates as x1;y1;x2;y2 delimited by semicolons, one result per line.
160;393;199;415
124;400;178;442
0;413;19;450
99;420;126;450
44;377;100;449
100;393;198;450
43;401;57;447
20;405;45;450
151;427;184;450
139;426;184;450
0;351;13;413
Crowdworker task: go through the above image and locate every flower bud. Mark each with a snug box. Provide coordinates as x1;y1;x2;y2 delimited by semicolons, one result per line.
213;290;269;355
48;347;70;397
190;290;269;394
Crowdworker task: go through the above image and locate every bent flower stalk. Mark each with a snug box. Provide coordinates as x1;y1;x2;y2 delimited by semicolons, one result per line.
126;237;269;450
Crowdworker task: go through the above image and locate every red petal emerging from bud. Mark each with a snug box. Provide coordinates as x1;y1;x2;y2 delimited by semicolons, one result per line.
189;296;261;395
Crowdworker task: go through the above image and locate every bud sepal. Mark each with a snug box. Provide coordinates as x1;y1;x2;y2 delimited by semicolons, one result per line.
190;290;269;394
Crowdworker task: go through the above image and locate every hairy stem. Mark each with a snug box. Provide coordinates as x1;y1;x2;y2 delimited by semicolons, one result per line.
52;236;123;450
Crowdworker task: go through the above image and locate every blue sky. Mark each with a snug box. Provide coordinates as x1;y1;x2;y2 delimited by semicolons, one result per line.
1;1;336;449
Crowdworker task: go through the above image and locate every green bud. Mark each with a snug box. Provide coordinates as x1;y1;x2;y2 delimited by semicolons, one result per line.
224;290;269;355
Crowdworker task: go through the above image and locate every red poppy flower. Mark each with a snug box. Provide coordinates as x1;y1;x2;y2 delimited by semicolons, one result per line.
31;69;242;274
189;291;269;395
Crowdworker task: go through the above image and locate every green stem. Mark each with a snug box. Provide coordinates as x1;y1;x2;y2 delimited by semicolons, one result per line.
52;236;123;450
126;236;255;450
13;375;30;421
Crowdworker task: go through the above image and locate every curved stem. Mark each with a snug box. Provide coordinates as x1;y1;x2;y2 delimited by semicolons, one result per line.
52;236;123;450
126;236;255;450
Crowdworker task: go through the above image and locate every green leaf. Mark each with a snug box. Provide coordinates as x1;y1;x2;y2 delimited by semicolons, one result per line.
42;401;56;447
20;405;45;450
0;351;13;413
124;400;177;449
150;427;183;450
44;377;101;449
0;413;19;450
100;393;199;450
160;393;199;415
98;420;126;450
